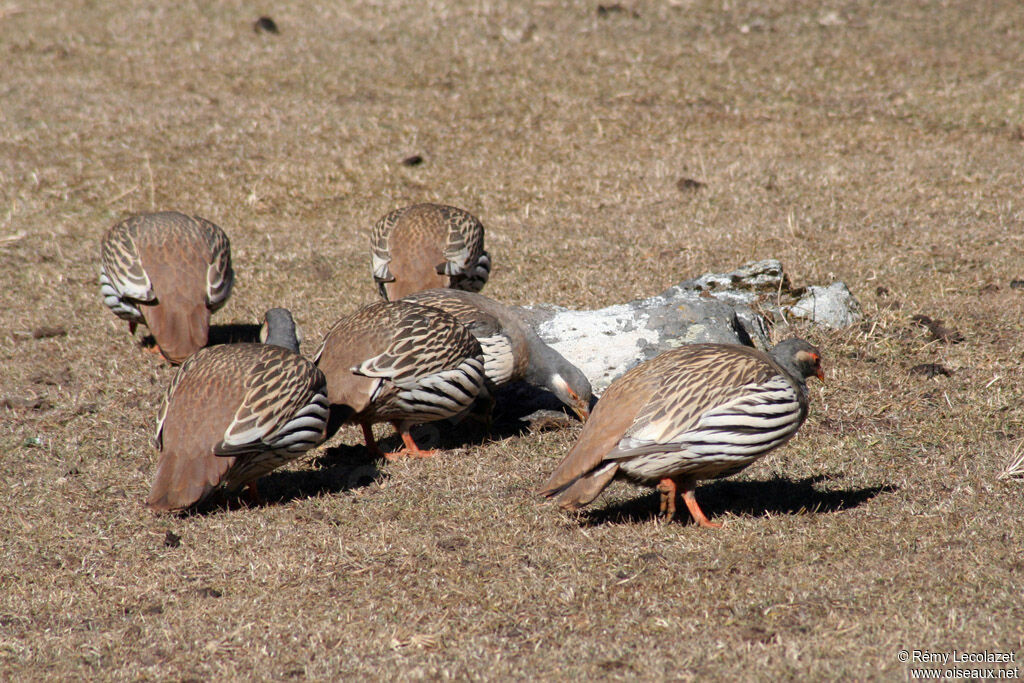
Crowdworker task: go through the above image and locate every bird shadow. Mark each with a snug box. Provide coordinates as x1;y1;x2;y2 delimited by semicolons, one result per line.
207;323;262;345
173;446;383;517
140;323;262;352
259;445;384;505
343;381;588;454
578;474;897;527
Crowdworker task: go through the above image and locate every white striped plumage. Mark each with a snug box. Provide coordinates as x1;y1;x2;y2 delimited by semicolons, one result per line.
618;376;803;482
398;288;593;422
540;339;823;527
477;333;516;386
99;270;145;323
391;357;487;417
315;300;487;458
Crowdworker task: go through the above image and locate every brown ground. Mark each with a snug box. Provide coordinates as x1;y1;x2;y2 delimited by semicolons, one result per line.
2;0;1023;679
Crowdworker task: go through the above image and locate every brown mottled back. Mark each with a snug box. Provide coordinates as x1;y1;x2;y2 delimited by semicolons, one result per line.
401;288;530;381
149;347;250;511
100;211;232;363
313;300;484;421
148;343;327;511
370;203;489;300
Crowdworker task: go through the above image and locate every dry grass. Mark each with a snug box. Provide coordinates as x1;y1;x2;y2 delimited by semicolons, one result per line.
2;0;1024;679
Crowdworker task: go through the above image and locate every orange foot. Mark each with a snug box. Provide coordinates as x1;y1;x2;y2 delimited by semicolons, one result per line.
681;482;722;529
382;429;440;461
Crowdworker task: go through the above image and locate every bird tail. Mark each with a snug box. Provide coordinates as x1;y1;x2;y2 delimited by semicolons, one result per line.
147;448;232;512
539;462;619;510
143;301;210;364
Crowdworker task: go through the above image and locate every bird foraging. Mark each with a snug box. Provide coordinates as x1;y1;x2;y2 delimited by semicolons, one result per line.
147;309;329;512
539;339;823;528
314;300;487;459
99;211;233;364
401;288;592;422
370;203;490;300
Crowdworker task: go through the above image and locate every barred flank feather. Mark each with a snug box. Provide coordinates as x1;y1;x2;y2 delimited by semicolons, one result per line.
315;300;487;455
541;340;823;521
398;289;592;421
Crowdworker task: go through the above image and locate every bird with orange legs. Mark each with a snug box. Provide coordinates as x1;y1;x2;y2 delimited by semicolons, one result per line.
540;339;823;528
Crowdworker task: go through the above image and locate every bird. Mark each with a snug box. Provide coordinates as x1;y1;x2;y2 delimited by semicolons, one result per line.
539;339;824;528
147;308;329;512
99;211;234;364
400;288;592;422
313;300;487;459
369;203;490;300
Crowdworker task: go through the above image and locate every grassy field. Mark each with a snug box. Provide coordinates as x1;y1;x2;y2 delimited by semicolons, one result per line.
2;0;1023;679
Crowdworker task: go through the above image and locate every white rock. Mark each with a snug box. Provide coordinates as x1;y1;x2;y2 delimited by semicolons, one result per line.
786;282;863;329
516;261;861;392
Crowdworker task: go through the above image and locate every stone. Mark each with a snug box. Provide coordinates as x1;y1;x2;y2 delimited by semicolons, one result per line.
786;282;863;329
516;260;859;392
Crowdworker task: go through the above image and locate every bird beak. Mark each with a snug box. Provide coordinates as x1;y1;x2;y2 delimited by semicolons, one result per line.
567;389;590;423
816;367;825;382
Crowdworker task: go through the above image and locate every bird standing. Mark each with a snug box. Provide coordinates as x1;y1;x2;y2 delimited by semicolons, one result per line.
539;339;823;528
99;211;233;364
370;203;490;300
401;288;592;422
147;309;329;512
314;300;487;459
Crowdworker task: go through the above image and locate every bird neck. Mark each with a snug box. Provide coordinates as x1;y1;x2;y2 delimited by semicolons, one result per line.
262;309;300;353
264;330;299;354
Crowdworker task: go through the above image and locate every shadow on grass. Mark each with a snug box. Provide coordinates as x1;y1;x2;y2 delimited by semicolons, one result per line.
176;381;590;515
347;381;589;454
139;323;262;353
176;445;384;516
580;474;897;526
207;323;262;345
261;445;384;505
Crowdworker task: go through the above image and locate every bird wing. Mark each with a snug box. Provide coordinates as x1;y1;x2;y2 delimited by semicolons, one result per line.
605;347;798;463
370;207;407;293
352;303;482;387
439;205;486;278
217;349;329;455
197;215;233;310
100;216;154;302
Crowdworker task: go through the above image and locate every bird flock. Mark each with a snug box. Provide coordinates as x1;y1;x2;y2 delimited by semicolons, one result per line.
99;203;823;527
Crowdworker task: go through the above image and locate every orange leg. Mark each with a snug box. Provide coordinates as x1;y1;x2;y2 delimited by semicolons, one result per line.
656;478;677;519
680;480;721;529
381;423;439;460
